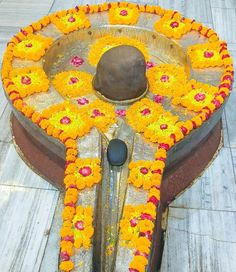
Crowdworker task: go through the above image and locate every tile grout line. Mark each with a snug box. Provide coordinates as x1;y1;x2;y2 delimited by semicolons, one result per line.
38;192;61;272
0;182;59;192
169;205;236;213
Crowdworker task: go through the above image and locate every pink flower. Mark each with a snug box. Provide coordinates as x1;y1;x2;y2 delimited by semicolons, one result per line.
116;109;126;117
21;76;31;85
194;93;206;102
140;167;149;175
60;116;71;125
77;97;89;105
91;109;104;118
204;51;214;58
160;124;168;130
70;56;84;67
120;10;128;16
79;166;92;177
130;217;138;227
170;21;179;28
153;94;164;103
146;61;155;69
75;220;85;230
60;251;70;261
140;213;153;221
140;108;151;116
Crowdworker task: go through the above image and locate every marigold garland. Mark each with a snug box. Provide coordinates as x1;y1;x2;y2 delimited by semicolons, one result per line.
88;35;149;66
154;12;192;39
126;98;164;133
52;70;94;98
13;34;53;61
10;67;49;98
51;10;91;34
172;79;221;112
187;41;231;69
147;64;188;97
109;5;140;25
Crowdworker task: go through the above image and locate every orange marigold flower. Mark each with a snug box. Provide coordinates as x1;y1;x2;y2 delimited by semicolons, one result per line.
128;160;164;190
41;101;92;139
147;64;188;97
126;98;164;133
59;260;74;271
62;206;76;221
120;204;156;249
52;70;94;98
187;41;228;68
172;79;219;112
51;10;91;34
10;67;49;98
72;206;94;250
86;99;116;132
109;5;140;25
154;13;192;39
143;112;183;145
13;34;53;61
74;158;101;189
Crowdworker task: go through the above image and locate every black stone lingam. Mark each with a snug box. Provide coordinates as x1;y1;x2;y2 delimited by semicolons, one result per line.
107;139;128;166
93;45;148;102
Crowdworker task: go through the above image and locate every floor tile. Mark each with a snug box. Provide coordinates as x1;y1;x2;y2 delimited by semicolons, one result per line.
0;143;57;190
161;207;236;272
170;147;236;211
0;185;59;272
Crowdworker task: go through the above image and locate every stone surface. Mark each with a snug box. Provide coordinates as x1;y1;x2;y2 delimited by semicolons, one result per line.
93;45;147;102
107;138;128;166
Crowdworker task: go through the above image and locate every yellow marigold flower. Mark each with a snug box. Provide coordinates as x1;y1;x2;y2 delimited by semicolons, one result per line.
59;260;74;271
88;35;149;66
147;64;188;97
148;187;160;200
120;204;155;249
172;79;219;113
51;10;91;34
109;6;140;25
41;101;92;139
10;67;49;98
126;98;164;132
154;13;192;39
143;112;183;145
74;158;101;189
130;255;148;272
128;160;164;190
13;34;53;61
60;242;74;256
62;206;75;221
72;205;94;250
52;70;94;98
60;226;73;238
86;99;116;132
187;41;227;68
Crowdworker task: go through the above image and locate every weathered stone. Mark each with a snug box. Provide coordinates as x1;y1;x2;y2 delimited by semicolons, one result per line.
93;45;147;101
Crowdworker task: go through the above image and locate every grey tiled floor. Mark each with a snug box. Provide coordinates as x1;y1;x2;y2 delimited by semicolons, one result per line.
0;1;235;271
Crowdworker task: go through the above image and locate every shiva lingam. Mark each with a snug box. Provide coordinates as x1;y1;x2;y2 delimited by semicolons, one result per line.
93;45;148;102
